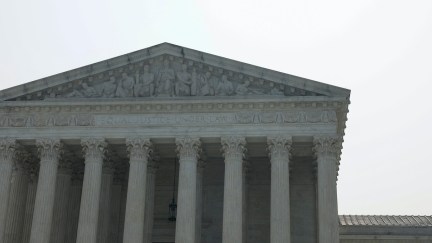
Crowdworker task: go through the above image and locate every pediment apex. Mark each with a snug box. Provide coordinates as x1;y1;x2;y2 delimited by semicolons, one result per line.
0;43;350;101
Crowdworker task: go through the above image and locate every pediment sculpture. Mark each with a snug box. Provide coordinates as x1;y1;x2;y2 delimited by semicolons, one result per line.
18;55;322;100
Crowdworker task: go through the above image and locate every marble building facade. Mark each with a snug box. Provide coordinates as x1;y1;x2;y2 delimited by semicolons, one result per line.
0;43;430;243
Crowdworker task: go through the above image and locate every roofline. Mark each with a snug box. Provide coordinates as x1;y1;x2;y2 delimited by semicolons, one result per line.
0;43;350;101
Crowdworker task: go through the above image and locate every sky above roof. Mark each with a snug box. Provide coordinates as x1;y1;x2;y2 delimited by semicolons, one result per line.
1;0;431;215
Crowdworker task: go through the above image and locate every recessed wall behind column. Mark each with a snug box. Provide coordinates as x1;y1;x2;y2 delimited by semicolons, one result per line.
290;156;317;243
153;159;178;242
247;157;271;243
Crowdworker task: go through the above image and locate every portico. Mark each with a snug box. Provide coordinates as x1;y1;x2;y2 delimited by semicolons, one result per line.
0;43;350;243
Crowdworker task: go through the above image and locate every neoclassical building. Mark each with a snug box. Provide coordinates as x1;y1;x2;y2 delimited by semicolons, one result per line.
0;43;430;243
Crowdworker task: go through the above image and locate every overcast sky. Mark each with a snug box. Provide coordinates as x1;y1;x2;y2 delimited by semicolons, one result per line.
1;0;431;215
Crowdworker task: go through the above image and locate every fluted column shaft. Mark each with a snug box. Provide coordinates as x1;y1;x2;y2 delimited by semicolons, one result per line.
76;138;107;243
0;138;17;242
118;174;128;242
30;139;62;243
50;160;72;243
242;161;250;243
175;137;201;243
144;161;158;243
97;161;114;243
221;136;246;243
314;136;341;243
4;160;29;243
22;173;38;243
268;136;292;243
123;138;152;243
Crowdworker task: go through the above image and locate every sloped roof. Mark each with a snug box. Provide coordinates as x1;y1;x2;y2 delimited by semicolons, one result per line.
0;43;350;101
339;215;432;227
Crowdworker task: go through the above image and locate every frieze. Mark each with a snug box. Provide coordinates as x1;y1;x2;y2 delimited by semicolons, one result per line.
0;110;337;128
10;55;323;101
0;114;95;127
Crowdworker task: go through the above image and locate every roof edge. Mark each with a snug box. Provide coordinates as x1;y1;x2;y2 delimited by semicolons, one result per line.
0;42;351;101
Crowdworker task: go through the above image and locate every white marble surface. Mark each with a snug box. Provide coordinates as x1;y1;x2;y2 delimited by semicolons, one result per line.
29;139;61;243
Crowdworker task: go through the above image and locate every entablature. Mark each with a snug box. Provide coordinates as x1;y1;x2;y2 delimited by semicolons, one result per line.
0;97;348;135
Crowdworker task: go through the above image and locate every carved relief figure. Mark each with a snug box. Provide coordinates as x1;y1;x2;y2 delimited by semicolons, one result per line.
22;55;304;100
134;65;155;97
235;80;251;95
100;77;117;98
156;59;175;96
116;73;135;97
65;82;98;98
190;68;198;96
197;72;213;96
175;64;192;96
216;75;234;96
270;84;284;95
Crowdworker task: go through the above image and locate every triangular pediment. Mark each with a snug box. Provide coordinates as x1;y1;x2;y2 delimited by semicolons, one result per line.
0;43;350;101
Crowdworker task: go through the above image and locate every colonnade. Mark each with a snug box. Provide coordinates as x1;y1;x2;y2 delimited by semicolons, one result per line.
0;135;341;243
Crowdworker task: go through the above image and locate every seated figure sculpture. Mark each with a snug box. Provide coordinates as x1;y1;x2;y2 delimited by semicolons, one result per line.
175;64;192;96
116;73;135;97
135;65;155;97
216;75;234;96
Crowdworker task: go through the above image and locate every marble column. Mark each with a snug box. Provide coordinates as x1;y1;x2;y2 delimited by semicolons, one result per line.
221;136;246;243
313;136;341;243
268;136;292;243
50;159;73;243
97;159;115;243
242;160;251;243
0;138;17;243
4;158;30;243
76;138;107;243
175;137;201;243
21;165;39;243
123;138;152;243
144;159;158;243
29;138;62;243
195;159;206;243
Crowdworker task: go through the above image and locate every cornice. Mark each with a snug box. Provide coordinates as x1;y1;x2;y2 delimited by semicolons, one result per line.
0;43;350;101
0;96;348;112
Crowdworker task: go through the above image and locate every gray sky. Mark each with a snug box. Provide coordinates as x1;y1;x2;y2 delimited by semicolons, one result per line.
1;0;431;215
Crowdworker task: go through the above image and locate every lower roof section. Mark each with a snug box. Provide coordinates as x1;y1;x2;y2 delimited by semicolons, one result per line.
340;215;432;239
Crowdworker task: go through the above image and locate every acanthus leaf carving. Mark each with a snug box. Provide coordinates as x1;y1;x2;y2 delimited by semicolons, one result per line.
221;136;247;161
0;138;18;163
81;138;107;163
267;136;292;162
175;137;201;162
36;138;63;163
126;138;152;162
313;136;343;155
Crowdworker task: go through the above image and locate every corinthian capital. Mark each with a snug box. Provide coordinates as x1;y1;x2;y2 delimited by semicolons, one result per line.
221;136;246;161
175;137;201;161
81;138;107;163
36;138;63;163
267;136;292;161
0;138;17;163
126;138;152;162
313;136;342;155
